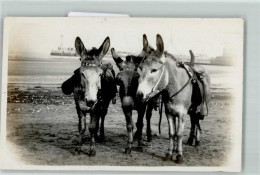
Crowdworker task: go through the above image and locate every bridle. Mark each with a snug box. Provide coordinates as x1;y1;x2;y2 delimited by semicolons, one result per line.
145;64;166;101
143;61;193;102
80;60;103;108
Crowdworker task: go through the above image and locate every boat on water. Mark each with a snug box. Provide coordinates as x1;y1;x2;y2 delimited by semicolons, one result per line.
50;35;78;56
50;47;78;56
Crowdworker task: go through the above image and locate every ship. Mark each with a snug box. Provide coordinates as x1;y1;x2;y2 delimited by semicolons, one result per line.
50;35;78;56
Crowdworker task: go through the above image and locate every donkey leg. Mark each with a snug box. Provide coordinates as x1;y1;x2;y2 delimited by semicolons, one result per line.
123;108;134;154
195;119;202;146
100;101;109;142
175;114;186;164
88;113;99;157
95;115;100;140
187;111;196;146
146;103;153;142
79;115;87;141
99;115;105;142
76;106;86;148
164;113;176;161
135;107;146;146
75;114;86;154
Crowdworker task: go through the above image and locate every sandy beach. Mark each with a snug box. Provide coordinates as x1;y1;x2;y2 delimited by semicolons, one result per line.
4;57;236;166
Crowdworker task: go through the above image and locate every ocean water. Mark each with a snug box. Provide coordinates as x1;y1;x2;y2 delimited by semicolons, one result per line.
7;56;236;92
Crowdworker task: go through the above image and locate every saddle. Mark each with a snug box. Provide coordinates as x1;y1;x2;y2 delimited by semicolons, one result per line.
180;50;209;119
62;63;117;97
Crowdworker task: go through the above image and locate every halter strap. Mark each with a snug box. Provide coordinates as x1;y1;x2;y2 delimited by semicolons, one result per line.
146;62;193;101
168;62;193;99
146;65;165;100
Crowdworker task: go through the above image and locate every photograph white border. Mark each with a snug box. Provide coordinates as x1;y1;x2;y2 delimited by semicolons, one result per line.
0;17;243;172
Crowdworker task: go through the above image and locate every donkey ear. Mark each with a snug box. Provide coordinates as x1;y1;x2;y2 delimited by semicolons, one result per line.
97;37;110;60
139;34;154;58
62;69;80;95
111;48;123;63
111;48;123;69
156;34;164;56
143;34;149;51
75;37;87;56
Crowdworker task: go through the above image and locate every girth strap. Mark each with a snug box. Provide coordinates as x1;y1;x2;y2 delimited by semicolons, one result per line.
168;62;193;100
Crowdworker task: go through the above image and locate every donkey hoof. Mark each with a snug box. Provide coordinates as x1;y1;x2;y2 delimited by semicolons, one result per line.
187;137;194;146
88;149;96;157
195;140;201;146
163;153;172;161
96;135;105;143
175;155;183;164
147;136;152;142
138;140;148;147
76;136;83;145
124;147;132;154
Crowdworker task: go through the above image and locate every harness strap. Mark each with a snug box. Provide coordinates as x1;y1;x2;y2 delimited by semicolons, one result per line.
168;77;193;99
168;63;193;99
149;65;165;96
158;95;163;135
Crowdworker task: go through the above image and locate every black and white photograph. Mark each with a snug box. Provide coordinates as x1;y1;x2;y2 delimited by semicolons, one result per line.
0;17;243;171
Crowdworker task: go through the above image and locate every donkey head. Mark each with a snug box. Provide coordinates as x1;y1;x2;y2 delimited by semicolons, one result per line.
111;48;140;100
137;34;168;102
111;35;153;101
75;36;110;108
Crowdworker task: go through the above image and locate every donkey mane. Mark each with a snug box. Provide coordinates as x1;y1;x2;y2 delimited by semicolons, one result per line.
164;51;177;61
85;47;100;57
145;50;177;64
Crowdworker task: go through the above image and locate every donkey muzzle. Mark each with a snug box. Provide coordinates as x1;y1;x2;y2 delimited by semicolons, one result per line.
122;96;134;110
136;91;144;100
86;100;96;107
137;90;157;103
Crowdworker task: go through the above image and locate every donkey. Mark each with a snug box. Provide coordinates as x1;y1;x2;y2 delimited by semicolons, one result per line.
136;34;210;163
111;35;161;154
61;36;117;156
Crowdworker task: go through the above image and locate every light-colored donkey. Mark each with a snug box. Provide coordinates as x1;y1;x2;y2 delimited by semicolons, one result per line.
136;34;210;163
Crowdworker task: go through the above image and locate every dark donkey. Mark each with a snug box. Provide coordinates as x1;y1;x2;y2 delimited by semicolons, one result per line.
111;35;160;154
62;36;117;156
136;34;210;163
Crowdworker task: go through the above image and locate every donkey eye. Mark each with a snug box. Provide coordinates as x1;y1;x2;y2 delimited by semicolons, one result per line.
151;69;157;73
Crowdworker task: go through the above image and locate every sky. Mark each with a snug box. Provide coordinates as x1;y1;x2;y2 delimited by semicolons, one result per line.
7;18;243;59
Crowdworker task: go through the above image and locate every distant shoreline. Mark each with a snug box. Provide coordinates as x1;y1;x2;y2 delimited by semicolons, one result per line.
8;56;234;66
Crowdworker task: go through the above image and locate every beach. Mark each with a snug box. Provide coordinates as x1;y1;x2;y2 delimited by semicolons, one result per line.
5;56;235;166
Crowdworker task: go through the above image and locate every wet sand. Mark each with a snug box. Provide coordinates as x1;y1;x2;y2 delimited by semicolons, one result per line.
6;84;234;166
